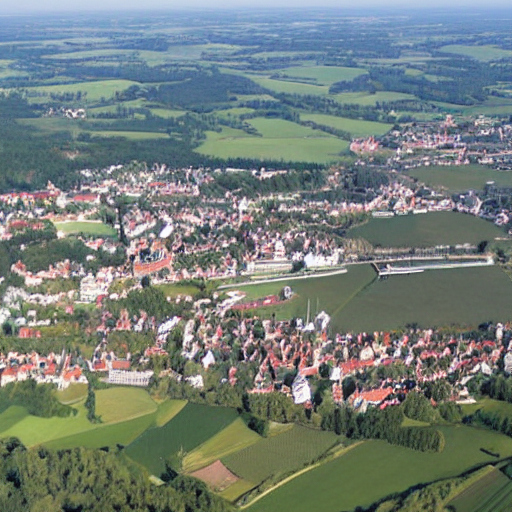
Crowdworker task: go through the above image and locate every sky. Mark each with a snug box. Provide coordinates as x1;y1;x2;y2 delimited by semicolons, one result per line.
2;0;512;13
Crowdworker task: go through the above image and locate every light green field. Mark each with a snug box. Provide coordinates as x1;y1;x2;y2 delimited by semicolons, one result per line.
215;107;256;118
223;425;339;485
0;405;29;432
335;91;417;105
148;108;187;119
54;221;117;238
24;79;141;102
301;113;392;137
183;418;261;473
251;76;330;96
408;164;512;193
439;44;512;62
196;119;348;164
273;65;367;86
56;383;88;405
44;412;157;450
248;426;512;512
348;211;506;247
95;387;157;424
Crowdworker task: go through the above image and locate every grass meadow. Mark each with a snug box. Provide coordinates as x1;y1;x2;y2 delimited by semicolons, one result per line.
273;65;367;86
54;221;118;238
407;164;512;193
439;45;512;62
300;113;393;137
125;403;239;476
196;119;348;163
247;426;512;512
348;212;506;247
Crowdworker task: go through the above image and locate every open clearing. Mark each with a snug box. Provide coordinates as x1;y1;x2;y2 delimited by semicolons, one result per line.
223;425;339;485
272;65;367;86
334;91;417;105
407;164;512;193
448;466;512;512
125;403;239;476
439;44;512;62
300;113;393;137
348;211;506;247
196;120;347;163
247;426;512;512
56;383;88;404
95;387;157;424
183;418;261;473
24;79;141;102
54;221;117;238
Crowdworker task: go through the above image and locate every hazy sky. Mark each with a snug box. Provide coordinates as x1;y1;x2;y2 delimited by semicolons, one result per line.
2;0;512;14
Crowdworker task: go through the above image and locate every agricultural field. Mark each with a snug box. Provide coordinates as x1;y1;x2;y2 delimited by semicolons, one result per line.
300;113;393;137
239;262;512;332
348;212;506;248
271;65;367;86
250;76;330;96
223;424;339;485
54;221;118;238
56;383;88;405
24;79;141;103
334;91;417;106
461;398;512;419
333;265;512;332
448;466;512;512
196;119;348;164
407;164;512;193
247;426;512;512
124;403;239;476
439;45;512;62
183;418;260;473
94;387;158;424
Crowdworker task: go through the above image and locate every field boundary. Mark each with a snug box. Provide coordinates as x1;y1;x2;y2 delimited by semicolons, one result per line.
239;441;363;510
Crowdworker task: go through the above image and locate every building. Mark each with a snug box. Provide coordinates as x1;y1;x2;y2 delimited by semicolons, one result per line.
108;369;154;387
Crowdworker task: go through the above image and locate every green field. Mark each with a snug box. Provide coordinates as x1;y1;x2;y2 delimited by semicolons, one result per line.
449;466;512;512
251;76;330;96
238;265;376;325
90;130;169;140
223;425;338;485
461;398;512;420
300;113;393;137
335;91;417;106
56;383;88;404
183;418;261;473
333;266;512;332
95;387;158;424
125;403;239;476
408;164;512;193
155;283;201;298
54;221;118;238
247;426;512;512
439;45;512;62
240;262;512;332
196;119;348;163
24;79;141;102
348;212;506;247
273;65;367;86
